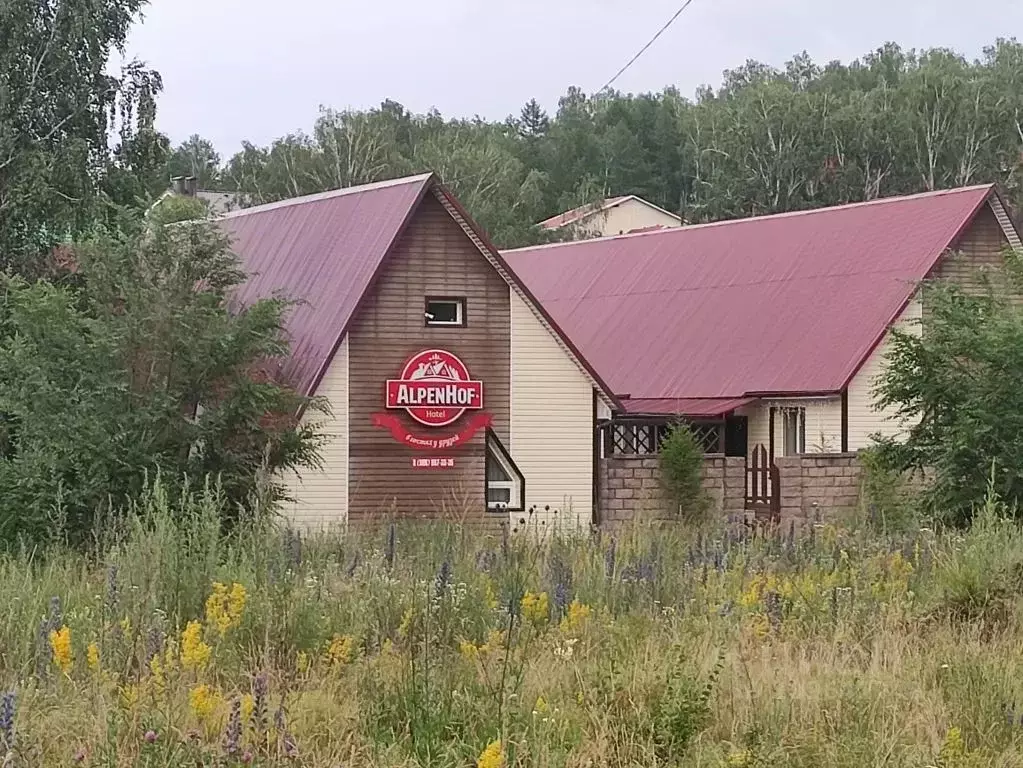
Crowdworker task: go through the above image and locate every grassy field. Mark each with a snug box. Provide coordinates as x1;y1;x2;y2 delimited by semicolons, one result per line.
3;486;1023;767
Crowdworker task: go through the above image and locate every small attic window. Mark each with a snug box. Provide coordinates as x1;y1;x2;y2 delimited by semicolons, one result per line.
425;297;465;327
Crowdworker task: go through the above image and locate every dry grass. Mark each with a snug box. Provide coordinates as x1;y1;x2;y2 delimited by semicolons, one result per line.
2;486;1023;767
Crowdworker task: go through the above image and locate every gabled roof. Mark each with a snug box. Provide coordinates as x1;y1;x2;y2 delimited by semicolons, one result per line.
506;184;1009;412
220;174;619;409
538;195;681;230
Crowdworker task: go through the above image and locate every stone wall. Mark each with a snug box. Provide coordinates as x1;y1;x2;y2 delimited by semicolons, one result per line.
598;452;864;527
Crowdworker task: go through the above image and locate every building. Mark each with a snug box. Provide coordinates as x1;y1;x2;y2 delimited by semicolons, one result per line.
506;184;1023;464
539;196;682;239
153;177;240;215
220;174;618;531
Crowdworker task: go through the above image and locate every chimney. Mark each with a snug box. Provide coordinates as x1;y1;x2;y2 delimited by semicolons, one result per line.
184;176;198;197
170;176;186;195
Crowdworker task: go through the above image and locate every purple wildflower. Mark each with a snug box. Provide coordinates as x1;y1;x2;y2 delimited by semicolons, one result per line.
251;673;268;736
144;729;158;744
224;698;242;755
105;563;120;617
146;626;165;661
74;746;86;762
241;749;254;764
604;537;617;580
384;523;396;571
435;560;452;599
764;591;783;633
287;528;303;569
1;690;15;751
548;556;572;616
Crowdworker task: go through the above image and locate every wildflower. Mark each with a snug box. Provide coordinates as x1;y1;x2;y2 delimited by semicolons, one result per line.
105;563;120;617
435;560;452;599
458;639;480;660
86;642;100;673
604;537;617;580
560;600;592;633
180;621;212;670
205;582;247;637
189;684;223;720
119;617;132;638
120;684;139;710
479;629;505;655
74;746;86;762
533;696;549;716
49;625;73;674
326;635;355;667
241;749;254;763
726;748;753;767
223;698;242;755
296;651;309;674
520;591;550;624
939;726;965;762
483;580;499;610
241;694;255;723
251;673;268;735
0;690;15;751
476;739;505;768
149;655;167;692
143;730;158;744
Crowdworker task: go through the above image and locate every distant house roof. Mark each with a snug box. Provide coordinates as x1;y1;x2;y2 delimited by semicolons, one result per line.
219;174;619;409
196;190;238;215
506;185;1010;414
538;195;682;231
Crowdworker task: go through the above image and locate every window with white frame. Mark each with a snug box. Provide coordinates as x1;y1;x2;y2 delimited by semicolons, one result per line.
486;433;523;511
425;297;465;327
781;407;806;456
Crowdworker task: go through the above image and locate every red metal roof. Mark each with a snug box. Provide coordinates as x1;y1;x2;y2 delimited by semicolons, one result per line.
621;397;755;416
220;174;432;395
506;185;998;402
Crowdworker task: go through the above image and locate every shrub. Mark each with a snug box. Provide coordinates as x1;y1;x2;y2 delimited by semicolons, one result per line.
659;424;708;520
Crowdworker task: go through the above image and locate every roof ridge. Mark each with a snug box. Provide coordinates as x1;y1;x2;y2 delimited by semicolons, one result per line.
218;173;434;220
538;195;630;228
511;183;995;253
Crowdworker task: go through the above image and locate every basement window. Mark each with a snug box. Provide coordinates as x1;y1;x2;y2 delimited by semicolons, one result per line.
486;432;523;511
425;297;465;327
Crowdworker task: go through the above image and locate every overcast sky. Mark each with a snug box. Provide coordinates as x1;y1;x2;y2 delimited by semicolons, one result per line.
121;0;1023;154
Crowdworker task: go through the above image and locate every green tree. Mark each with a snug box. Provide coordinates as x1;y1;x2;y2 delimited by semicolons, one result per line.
874;252;1023;523
166;134;223;190
0;0;159;273
0;216;324;545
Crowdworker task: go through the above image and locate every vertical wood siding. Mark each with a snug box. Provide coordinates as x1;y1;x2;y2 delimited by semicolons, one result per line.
280;337;348;530
845;297;922;449
346;195;511;521
510;291;595;529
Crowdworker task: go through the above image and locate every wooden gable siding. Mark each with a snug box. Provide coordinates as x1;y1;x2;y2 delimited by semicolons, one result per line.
346;194;511;521
928;202;1010;294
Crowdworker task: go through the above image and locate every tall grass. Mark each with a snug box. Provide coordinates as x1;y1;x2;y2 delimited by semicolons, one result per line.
2;483;1023;766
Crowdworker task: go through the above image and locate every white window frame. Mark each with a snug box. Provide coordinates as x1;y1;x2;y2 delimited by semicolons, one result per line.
486;434;523;511
781;407;806;456
425;298;465;327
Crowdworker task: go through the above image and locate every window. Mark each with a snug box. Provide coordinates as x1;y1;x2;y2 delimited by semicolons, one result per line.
781;407;806;456
425;297;465;327
486;432;524;511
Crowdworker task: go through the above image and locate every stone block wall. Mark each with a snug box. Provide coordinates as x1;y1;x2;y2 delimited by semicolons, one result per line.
598;452;865;527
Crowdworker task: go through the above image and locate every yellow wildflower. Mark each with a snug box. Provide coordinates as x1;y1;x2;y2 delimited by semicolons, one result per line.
560;600;592;633
326;634;355;667
520;591;549;624
747;613;770;639
296;651;310;673
149;654;166;693
939;726;966;762
86;641;100;673
120;683;139;710
398;606;414;638
476;739;505;768
180;621;212;670
479;629;505;655
188;683;223;720
119;617;131;637
204;582;247;637
241;694;255;723
533;696;549;715
49;625;73;675
459;639;480;660
484;580;499;610
726;748;753;767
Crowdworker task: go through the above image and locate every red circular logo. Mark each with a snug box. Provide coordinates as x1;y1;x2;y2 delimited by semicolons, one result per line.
385;349;484;427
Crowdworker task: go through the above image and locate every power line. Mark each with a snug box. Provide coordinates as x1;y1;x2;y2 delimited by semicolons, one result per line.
598;0;699;93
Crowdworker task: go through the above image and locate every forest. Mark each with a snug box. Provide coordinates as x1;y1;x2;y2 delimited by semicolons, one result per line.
163;40;1023;247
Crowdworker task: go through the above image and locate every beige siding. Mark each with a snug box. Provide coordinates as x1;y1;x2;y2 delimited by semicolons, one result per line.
598;200;681;236
280;337;349;530
510;291;594;530
846;298;922;449
738;397;842;458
